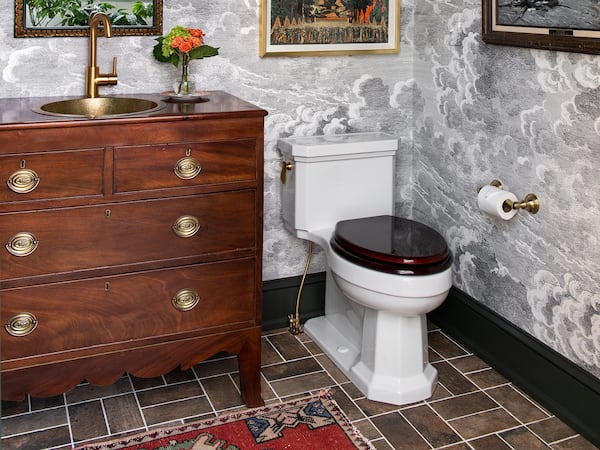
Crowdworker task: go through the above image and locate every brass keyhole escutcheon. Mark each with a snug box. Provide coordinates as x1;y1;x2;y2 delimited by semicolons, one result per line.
174;157;202;180
6;232;39;257
7;168;39;194
172;215;200;238
171;288;200;312
5;312;38;337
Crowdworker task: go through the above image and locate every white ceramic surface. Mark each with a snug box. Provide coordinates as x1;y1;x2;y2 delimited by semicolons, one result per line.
281;133;451;404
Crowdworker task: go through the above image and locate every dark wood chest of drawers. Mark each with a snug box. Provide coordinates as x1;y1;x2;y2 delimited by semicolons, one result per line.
0;92;266;407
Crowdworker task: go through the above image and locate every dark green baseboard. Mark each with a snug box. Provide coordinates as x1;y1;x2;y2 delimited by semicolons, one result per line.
262;272;325;331
263;274;600;447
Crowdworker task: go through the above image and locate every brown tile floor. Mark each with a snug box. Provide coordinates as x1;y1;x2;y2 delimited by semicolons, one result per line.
2;323;598;450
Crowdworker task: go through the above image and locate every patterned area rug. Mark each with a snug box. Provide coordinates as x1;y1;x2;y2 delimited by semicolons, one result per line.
76;393;373;449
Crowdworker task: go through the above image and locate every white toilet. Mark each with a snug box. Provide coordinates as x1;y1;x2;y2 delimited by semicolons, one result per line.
279;132;453;405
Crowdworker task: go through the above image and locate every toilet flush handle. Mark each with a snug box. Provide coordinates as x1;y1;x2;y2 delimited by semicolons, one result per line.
280;161;293;184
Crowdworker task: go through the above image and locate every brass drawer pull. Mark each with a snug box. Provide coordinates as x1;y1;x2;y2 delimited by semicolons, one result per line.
5;312;38;337
174;157;202;180
7;169;39;194
172;215;200;238
172;288;200;311
6;232;39;257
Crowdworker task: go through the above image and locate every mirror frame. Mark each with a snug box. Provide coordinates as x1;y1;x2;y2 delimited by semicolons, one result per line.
14;0;163;37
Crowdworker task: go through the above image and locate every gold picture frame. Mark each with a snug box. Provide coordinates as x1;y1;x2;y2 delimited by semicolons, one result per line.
15;0;163;37
259;0;400;57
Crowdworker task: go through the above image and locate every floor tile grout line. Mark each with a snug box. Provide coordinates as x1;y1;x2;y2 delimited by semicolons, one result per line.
550;432;587;446
397;409;436;449
260;353;320;368
138;393;209;417
445;405;504;423
523;421;566;448
127;372;150;434
1;403;68;420
463;422;549;448
360;415;398;450
262;335;289;363
226;372;243;402
460;385;552;448
482;383;552;419
496;431;519;450
422;398;472;447
265;368;332;385
426;386;492;406
438;329;472;354
1;423;70;441
99;396;111;441
63;392;75;450
480;384;553;425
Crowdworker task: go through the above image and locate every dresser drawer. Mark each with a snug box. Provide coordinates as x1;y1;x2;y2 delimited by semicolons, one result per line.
0;190;255;281
1;259;256;360
114;140;257;193
0;149;104;204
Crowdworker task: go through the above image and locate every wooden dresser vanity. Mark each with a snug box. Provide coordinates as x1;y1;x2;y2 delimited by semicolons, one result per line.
0;92;266;407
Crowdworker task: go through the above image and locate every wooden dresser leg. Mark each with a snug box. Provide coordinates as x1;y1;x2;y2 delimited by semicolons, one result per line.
238;328;264;407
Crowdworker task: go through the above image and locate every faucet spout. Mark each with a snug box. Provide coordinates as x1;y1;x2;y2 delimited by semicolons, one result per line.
86;12;118;98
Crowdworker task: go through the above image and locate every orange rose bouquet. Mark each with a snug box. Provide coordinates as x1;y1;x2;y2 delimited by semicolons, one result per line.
153;25;219;96
153;25;219;66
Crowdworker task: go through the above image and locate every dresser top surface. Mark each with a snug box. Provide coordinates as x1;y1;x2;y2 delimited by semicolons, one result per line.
0;91;267;129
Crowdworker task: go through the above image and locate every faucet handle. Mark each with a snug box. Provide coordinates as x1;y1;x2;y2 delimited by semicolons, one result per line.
110;57;118;76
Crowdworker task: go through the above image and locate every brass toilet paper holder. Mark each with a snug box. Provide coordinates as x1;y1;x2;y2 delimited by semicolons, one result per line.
481;180;540;214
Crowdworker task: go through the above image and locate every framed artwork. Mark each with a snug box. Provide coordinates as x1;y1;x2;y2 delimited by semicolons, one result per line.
259;0;400;57
482;0;600;55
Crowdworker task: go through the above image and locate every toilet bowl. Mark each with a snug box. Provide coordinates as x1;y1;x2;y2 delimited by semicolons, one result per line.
278;133;453;405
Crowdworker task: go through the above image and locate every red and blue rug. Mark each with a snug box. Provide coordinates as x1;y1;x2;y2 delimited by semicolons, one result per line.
77;393;373;449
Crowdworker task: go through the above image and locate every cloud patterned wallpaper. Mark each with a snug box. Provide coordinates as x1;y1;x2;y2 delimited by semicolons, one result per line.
1;0;599;379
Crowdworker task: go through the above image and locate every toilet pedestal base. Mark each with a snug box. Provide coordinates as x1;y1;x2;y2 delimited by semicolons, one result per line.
304;315;360;375
304;310;437;405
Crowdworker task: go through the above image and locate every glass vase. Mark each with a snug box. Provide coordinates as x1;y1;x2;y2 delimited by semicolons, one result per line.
173;53;195;96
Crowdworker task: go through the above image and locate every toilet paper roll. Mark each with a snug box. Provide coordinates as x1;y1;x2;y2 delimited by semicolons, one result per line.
477;185;518;220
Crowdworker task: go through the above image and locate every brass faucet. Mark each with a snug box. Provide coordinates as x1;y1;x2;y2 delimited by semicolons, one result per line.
85;13;118;98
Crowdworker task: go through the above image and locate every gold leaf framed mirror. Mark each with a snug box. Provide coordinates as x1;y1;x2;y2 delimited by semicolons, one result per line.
15;0;163;37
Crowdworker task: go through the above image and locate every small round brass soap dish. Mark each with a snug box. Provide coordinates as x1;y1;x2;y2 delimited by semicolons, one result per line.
160;91;210;103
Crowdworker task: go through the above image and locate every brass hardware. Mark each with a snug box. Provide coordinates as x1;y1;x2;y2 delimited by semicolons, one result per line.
480;180;540;215
174;157;202;180
7;168;39;194
288;241;313;336
20;159;26;168
105;209;111;217
6;232;39;257
85;13;118;98
105;282;111;291
171;288;200;311
504;193;540;214
185;148;192;156
37;97;162;119
172;215;200;238
477;179;503;193
5;312;38;337
280;161;293;184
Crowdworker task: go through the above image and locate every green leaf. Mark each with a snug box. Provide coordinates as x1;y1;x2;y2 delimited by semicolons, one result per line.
189;45;219;60
153;38;179;66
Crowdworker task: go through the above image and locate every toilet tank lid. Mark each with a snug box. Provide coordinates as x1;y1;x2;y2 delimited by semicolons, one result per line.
278;132;398;159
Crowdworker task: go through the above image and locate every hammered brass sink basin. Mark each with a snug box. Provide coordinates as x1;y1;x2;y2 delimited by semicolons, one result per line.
35;97;164;118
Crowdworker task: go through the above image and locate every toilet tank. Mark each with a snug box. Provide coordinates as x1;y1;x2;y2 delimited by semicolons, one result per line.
278;132;398;239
